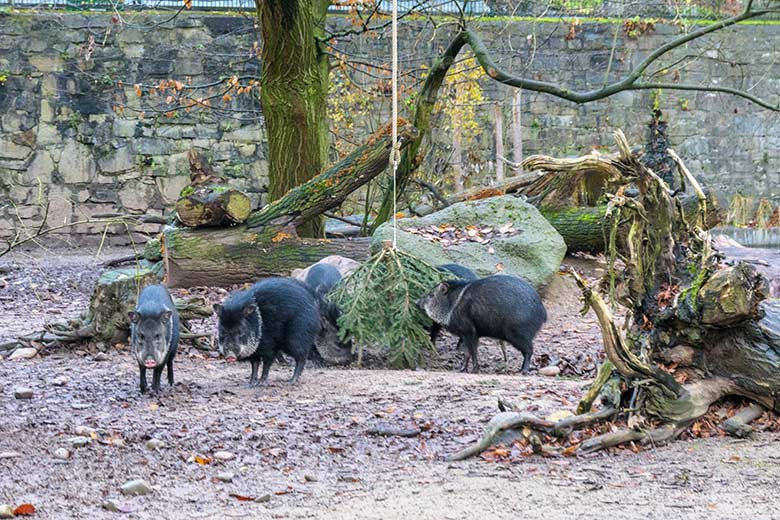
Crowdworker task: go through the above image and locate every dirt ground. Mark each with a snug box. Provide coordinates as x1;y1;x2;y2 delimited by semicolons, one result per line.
1;247;780;519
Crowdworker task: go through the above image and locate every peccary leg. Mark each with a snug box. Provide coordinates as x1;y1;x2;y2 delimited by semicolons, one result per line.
457;338;471;372
289;357;306;385
167;359;175;387
248;360;261;387
510;334;533;374
430;324;442;345
151;366;163;393
464;336;480;373
139;366;148;394
259;354;274;384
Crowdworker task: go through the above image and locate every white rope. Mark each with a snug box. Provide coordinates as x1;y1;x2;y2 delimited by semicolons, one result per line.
391;0;399;248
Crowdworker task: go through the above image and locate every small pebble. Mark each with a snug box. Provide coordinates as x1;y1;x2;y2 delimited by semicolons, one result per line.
121;479;153;496
68;436;91;448
146;439;165;450
304;474;318;482
8;347;38;360
93;352;109;361
14;387;33;399
74;426;96;437
103;500;120;513
52;376;69;387
539;365;561;377
216;472;234;483
255;494;271;503
53;448;71;460
0;504;14;518
213;451;235;461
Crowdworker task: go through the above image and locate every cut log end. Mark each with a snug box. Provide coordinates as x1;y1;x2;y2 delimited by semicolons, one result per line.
175;186;252;228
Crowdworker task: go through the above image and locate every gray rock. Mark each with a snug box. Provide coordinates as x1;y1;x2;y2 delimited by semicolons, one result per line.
0;504;14;518
93;352;109;362
538;366;561;377
255;494;271;503
216;471;234;483
102;500;120;513
371;196;566;287
53;447;71;460
68;436;91;448
213;451;235;461
52;376;69;387
14;387;33;399
9;347;38;360
120;479;153;496
145;439;166;450
74;425;96;437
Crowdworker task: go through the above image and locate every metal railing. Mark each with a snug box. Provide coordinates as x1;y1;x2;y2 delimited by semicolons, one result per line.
0;0;761;19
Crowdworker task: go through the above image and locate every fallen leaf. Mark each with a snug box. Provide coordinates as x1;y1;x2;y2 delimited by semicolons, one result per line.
194;455;213;465
229;493;254;502
495;263;504;272
272;232;293;243
14;504;36;516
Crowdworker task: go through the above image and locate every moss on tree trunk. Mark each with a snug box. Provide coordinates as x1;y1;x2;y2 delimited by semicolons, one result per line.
163;122;418;288
258;0;330;237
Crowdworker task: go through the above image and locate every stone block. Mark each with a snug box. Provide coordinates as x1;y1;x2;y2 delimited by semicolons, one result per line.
59;139;97;184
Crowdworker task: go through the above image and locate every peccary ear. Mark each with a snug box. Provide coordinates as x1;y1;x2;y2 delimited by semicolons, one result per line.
243;303;258;317
439;282;450;294
161;310;173;321
212;303;223;316
128;311;139;323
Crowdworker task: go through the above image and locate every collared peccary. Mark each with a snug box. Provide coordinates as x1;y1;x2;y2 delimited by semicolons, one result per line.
214;277;320;385
128;284;180;394
417;275;546;373
302;263;352;366
304;263;342;298
428;264;479;345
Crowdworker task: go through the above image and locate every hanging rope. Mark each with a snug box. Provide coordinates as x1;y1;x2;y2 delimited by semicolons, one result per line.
391;0;400;247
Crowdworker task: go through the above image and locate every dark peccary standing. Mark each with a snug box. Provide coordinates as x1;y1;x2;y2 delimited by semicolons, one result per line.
214;277;320;385
128;284;180;394
303;263;353;365
417;274;546;373
427;264;479;345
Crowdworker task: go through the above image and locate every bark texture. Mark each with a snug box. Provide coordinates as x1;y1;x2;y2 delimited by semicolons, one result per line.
258;0;330;237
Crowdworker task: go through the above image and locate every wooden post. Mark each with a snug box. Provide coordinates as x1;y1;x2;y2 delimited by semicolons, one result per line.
495;102;505;182
512;89;523;171
452;93;465;191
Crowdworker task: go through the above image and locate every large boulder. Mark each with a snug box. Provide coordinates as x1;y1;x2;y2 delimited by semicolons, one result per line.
371;196;566;287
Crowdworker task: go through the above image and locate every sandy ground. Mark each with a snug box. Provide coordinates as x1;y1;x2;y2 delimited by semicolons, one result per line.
1;246;779;519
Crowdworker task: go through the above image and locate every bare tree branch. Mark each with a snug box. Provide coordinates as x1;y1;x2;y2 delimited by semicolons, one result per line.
460;3;780;111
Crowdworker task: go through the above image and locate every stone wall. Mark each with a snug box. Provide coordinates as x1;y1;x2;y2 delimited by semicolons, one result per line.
0;13;266;243
1;12;778;243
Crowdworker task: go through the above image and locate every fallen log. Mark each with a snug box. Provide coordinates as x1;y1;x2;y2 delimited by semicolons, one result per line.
163;121;417;288
410;171;720;252
175;185;251;227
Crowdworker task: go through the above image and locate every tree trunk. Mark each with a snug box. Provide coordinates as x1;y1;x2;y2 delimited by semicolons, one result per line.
163;121;418;288
175;185;251;228
164;230;370;288
258;0;330;237
494;102;505;182
452;114;465;191
512;89;523;170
